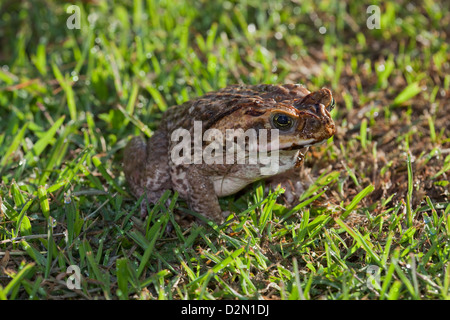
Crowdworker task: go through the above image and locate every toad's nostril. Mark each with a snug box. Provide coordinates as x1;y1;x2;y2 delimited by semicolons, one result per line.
311;103;325;116
315;104;321;114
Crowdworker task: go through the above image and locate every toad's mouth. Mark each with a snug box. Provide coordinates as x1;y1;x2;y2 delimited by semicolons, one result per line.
260;138;317;152
278;137;327;151
250;137;329;154
282;139;326;151
283;144;309;151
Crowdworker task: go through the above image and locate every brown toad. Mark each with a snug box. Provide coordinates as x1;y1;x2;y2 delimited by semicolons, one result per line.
123;84;336;225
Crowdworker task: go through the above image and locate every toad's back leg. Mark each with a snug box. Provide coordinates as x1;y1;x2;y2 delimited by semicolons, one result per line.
123;131;172;203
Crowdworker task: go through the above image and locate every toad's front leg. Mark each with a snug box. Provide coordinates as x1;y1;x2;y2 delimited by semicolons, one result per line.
171;164;224;226
264;167;314;207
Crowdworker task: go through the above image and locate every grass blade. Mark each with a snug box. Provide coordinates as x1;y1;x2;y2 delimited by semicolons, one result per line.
334;217;382;267
0;123;28;170
392;82;422;106
24;116;65;164
1;263;35;299
341;184;375;219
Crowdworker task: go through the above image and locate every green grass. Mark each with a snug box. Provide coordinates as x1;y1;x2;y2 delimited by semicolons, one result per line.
0;0;449;300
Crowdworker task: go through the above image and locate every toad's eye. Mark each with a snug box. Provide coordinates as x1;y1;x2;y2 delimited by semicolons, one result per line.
329;97;335;111
271;113;294;131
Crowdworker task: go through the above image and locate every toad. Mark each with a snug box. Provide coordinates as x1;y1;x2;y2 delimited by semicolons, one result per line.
123;84;336;225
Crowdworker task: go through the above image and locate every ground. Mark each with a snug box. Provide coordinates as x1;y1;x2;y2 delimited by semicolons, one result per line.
0;0;449;300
